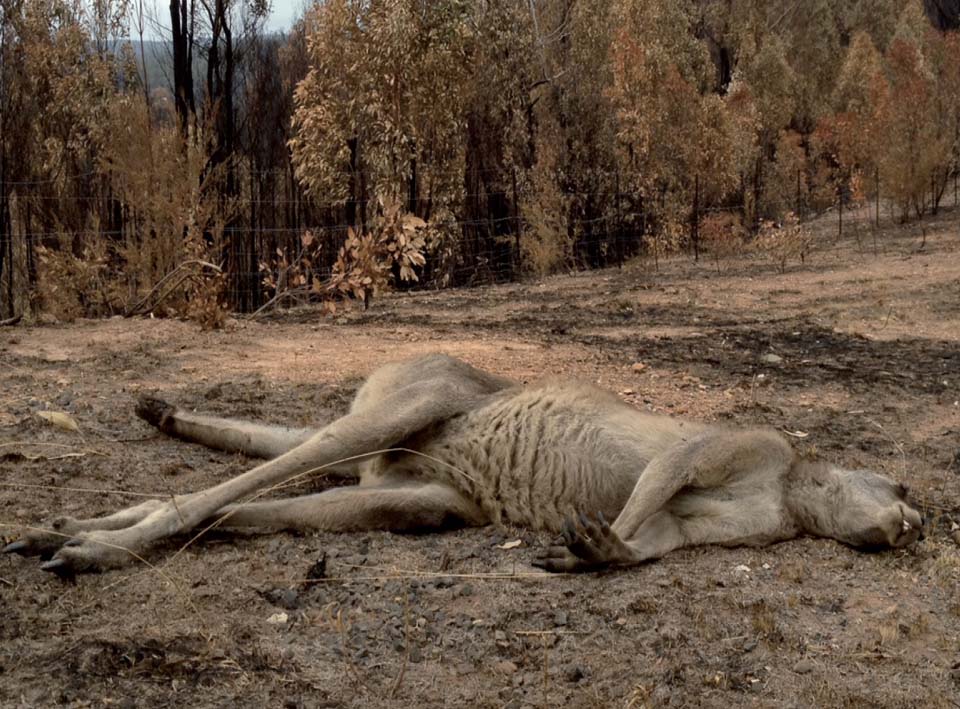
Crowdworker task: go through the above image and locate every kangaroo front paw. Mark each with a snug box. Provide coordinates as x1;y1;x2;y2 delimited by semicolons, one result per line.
533;543;584;573
533;512;638;573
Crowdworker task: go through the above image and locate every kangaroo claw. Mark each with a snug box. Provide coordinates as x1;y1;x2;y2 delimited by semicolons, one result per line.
39;557;76;581
2;540;29;555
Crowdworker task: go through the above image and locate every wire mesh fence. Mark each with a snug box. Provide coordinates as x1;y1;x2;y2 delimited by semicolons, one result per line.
1;167;958;320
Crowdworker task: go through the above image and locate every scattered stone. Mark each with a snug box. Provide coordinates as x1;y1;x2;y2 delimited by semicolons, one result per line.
263;587;300;610
266;612;288;625
760;353;783;364
554;610;569;626
494;660;518;674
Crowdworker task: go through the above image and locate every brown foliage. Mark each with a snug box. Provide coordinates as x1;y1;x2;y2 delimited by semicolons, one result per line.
2;0;958;323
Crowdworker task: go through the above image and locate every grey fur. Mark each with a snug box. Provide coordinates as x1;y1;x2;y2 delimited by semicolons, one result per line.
5;354;923;574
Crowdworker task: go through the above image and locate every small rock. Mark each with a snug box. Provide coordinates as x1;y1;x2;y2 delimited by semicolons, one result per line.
793;658;815;674
266;612;288;625
631;362;646;373
494;630;507;642
494;660;518;674
734;564;751;574
760;353;783;364
264;588;300;610
554;610;569;626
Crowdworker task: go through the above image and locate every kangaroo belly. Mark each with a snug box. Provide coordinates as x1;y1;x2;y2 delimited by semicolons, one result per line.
400;383;669;532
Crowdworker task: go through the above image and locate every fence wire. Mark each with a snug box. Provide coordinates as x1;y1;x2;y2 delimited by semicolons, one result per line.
1;170;958;319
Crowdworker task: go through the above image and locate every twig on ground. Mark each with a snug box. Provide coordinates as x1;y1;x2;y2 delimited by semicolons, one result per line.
333;606;371;693
865;417;907;477
0;441;107;454
389;588;411;698
542;634;550;707
302;571;556;583
0;481;161;498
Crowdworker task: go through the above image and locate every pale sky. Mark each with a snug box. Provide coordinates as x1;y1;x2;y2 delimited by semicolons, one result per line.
141;0;307;38
264;0;304;34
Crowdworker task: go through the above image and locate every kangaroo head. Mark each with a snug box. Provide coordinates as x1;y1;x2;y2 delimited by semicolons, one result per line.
789;462;924;550
834;468;924;549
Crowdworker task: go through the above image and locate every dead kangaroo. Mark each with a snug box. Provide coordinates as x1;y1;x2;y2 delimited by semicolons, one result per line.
5;354;923;575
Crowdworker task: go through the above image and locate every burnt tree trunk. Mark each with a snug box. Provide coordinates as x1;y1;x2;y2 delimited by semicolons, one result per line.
170;0;195;136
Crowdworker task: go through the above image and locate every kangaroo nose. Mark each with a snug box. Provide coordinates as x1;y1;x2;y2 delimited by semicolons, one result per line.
918;517;927;541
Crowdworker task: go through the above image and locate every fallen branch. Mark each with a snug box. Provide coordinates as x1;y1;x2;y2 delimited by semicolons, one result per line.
250;286;313;318
0;441;109;458
0;314;22;327
125;260;222;316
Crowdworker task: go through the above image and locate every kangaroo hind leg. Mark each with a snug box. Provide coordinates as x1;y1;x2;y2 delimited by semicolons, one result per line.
137;395;318;460
213;482;488;533
31;378;482;573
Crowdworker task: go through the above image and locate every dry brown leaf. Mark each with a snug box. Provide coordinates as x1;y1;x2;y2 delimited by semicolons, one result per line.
37;411;81;433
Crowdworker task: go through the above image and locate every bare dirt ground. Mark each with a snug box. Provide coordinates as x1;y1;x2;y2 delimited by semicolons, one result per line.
2;208;960;708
